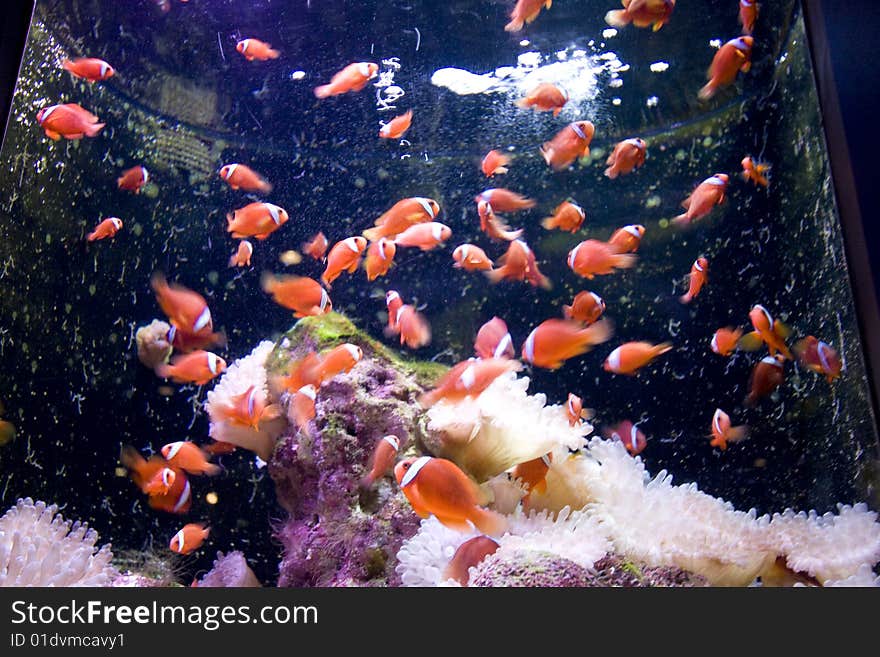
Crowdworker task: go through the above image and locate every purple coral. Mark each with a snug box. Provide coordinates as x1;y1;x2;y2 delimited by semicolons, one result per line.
469;550;596;587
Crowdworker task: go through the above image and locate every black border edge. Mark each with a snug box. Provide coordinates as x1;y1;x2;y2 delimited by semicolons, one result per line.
801;0;880;431
0;0;36;148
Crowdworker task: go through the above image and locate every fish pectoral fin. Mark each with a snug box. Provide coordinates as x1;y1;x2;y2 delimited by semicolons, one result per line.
741;61;752;73
45;129;61;141
774;321;792;339
738;331;764;352
435;514;475;533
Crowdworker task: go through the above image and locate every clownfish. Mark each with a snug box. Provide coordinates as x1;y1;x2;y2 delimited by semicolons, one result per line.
699;36;753;101
120;446;191;514
510;453;553;503
672;174;728;227
795;336;843;383
276;352;322;394
395;456;507;535
453;244;494;272
477;201;524;242
487;239;551;289
740;304;793;359
541;200;585;233
605;0;675;31
418;358;522;408
385;290;404;333
540;121;595;171
567;239;637;279
741;156;771;187
379;110;413;139
323;237;367;286
219;164;272;194
156;350;226;386
504;0;553;32
443;536;500;586
117;165;149;193
710;327;743;356
363;197;440;242
474;317;515;360
395;305;432;349
169;523;210;555
36;103;105;141
746;354;786;406
236;38;280;61
261;274;331;318
607;224;645;254
360;435;401;489
364;238;397;281
228;240;254;268
604;341;673;375
680;256;709;304
150;274;217;339
522;318;613;370
315;343;363;383
708;408;748;450
161;441;222;476
604;138;647;179
566;393;593;427
481;149;510;177
226;202;288;240
474;188;535;213
563;291;605;325
515;82;568;116
165;324;226;355
602;420;648;455
302;232;329;260
393;222;452;251
86;217;123;242
61;57;114;82
213;384;282;430
314;62;378;98
291;385;317;436
739;0;759;35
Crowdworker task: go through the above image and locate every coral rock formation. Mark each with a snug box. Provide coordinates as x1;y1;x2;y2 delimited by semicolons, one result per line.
196;551;261;587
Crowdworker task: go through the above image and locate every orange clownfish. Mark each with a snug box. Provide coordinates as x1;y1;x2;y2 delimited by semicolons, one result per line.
741;156;771;188
276;352;322;394
607;224;645;254
443;536;499;586
481;149;510;177
227;202;288;240
710;327;743;356
795;336;843;383
395;305;432;349
541;200;585;233
143;467;177;497
61;57;114;82
474;188;535;214
379;110;413;139
672;174;728;228
292;385;317;436
504;0;553;32
150;274;216;338
522;318;613;370
213;385;282;430
165;324;226;355
418;358;522;408
540;121;595;171
161;441;222;476
156;350;226;386
86;217;123;242
236;38;280;61
364;238;397;280
395;456;507;535
393;222;452;251
169;523;210;555
302;232;329;260
36;103;105;141
680;256;709;304
385;290;404;333
510;453;553;504
604;341;673;375
699;36;753;101
323;236;367;286
360;435;401;489
314;62;379;98
453;244;494;272
567;239;637;279
229;240;254;268
746;354;786;406
120;446;191;514
739;0;759;35
315;343;363;383
487;239;551;289
742;304;793;359
219;164;273;194
515;82;568;116
602;420;648;455
604;138;647;179
566;393;592;427
709;408;748;451
117;165;149;193
563;291;605;325
261;274;331;318
474;316;515;360
477;201;523;242
363;197;440;242
605;0;676;31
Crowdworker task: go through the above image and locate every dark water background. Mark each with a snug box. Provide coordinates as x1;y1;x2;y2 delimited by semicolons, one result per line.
0;0;877;585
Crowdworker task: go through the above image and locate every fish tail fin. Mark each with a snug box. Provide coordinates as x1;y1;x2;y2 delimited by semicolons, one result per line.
728;425;749;443
670;213;691;228
585;318;614;346
604;165;618;179
504;17;524;32
552;107;562;117
652;21;663;32
494;166;508;175
268;49;281;59
485;267;506;284
514;97;531;109
61;59;74;72
155;363;174;380
84;122;105;137
613;253;638;270
653;342;674;358
86;230;98;242
417;389;439;408
540;216;557;230
539;144;553;165
737;331;764;352
362;226;382;242
471;507;508;537
259;180;273;194
203;463;223;476
604;9;631;27
698;83;716;101
679;292;692;304
314;84;332;99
